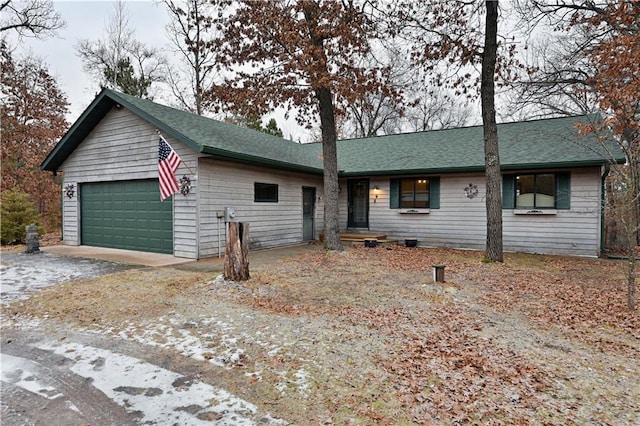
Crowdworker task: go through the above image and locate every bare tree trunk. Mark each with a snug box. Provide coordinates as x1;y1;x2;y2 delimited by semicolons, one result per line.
224;222;250;281
316;87;344;252
481;0;503;262
631;158;640;246
627;237;636;311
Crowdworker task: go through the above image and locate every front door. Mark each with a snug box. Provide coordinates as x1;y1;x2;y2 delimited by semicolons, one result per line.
348;179;369;228
302;187;316;241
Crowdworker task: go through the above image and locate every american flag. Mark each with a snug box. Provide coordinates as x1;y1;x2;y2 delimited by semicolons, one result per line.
158;134;182;201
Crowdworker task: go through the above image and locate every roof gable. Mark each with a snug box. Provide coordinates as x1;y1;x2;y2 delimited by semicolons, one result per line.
41;89;324;173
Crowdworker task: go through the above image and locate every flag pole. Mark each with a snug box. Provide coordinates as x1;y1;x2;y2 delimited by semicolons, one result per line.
157;130;196;176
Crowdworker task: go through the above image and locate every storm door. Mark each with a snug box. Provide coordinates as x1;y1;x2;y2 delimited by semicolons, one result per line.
347;179;369;228
302;186;316;241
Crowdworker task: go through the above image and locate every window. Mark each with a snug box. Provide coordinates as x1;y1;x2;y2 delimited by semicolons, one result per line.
400;178;430;208
254;182;278;202
503;173;570;210
516;174;555;208
390;177;440;209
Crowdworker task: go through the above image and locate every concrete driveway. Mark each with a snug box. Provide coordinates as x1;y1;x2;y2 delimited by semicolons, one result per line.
0;250;137;305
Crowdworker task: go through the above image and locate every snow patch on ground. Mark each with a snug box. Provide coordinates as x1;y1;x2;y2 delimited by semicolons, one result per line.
275;368;311;397
0;252;132;305
37;340;285;425
99;316;247;369
0;353;64;400
89;313;314;397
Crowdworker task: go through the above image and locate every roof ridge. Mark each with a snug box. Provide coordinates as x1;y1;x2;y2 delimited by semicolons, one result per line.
105;89;307;147
337;113;600;143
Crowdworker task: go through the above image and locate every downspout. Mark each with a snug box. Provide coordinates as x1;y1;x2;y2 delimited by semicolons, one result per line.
600;164;611;257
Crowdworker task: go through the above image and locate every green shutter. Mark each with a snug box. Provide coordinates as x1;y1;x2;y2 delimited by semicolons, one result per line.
429;177;440;209
390;178;399;209
556;172;571;209
503;175;515;209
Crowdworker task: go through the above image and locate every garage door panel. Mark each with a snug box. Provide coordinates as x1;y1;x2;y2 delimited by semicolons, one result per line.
81;180;173;254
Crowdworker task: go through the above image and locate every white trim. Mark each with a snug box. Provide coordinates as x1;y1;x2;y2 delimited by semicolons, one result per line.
512;209;558;215
398;208;430;214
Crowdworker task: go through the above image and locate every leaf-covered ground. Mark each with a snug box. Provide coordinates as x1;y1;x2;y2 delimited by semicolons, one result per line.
4;245;639;425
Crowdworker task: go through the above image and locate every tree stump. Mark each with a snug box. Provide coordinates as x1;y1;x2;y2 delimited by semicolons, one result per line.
224;222;250;281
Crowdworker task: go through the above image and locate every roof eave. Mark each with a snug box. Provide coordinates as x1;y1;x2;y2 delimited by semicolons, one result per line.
201;146;324;175
41;89;114;171
338;158;624;177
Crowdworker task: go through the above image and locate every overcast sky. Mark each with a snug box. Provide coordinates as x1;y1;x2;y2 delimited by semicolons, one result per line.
16;1;170;120
14;0;308;141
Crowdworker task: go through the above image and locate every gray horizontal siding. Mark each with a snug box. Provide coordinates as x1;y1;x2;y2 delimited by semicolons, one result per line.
198;158;324;258
363;168;602;257
59;107;202;258
61;193;80;246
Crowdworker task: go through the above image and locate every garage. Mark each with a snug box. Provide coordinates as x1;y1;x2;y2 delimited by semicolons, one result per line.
80;179;173;254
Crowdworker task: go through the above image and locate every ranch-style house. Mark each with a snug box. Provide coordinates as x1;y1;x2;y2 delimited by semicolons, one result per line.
41;89;625;258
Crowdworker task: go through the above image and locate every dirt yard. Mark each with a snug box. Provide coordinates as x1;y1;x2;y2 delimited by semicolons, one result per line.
4;245;639;425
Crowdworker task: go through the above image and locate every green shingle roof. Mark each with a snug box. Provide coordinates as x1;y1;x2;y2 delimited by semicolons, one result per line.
42;89;324;173
42;89;625;175
333;114;626;176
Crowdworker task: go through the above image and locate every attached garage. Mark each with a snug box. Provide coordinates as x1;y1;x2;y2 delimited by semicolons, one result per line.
80;179;173;254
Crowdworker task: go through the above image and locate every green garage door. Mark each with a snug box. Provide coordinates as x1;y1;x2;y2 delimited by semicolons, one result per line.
81;180;173;254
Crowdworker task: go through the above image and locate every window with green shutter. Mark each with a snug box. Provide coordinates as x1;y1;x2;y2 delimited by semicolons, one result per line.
390;177;440;209
503;172;570;210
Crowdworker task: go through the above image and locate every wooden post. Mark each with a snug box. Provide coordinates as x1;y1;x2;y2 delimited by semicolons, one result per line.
224;222;250;281
432;264;445;283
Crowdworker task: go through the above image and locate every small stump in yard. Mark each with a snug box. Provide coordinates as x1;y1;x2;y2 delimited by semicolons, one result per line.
405;238;418;248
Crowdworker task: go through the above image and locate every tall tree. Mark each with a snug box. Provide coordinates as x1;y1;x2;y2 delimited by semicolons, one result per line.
579;1;638;311
210;0;395;251
161;0;221;115
388;1;520;261
1;41;69;229
481;0;503;262
76;0;165;98
0;0;64;38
